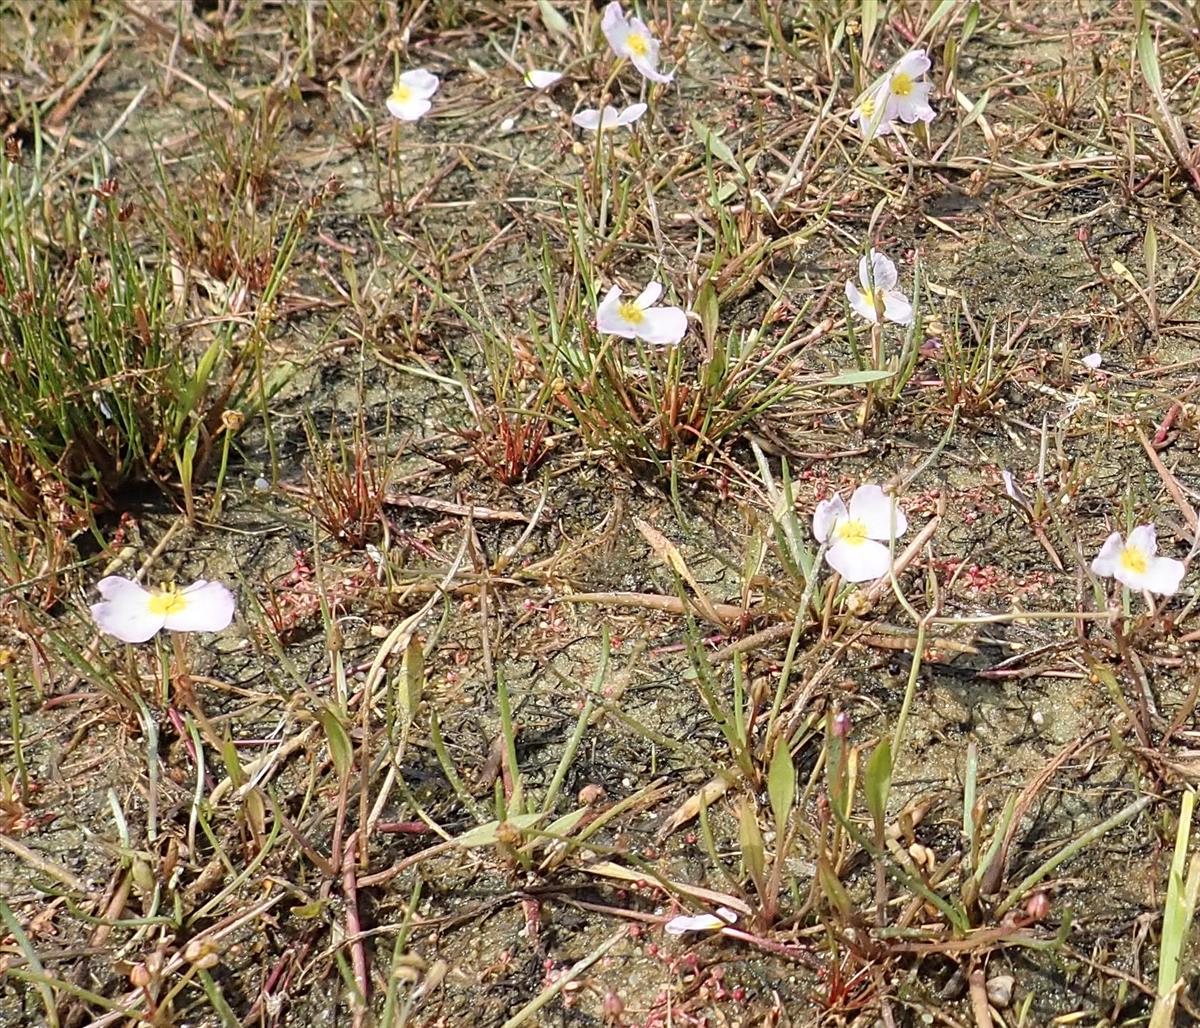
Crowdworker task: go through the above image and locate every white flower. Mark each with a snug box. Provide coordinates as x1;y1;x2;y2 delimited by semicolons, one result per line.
91;577;236;644
1091;525;1185;596
1082;352;1103;370
596;281;688;346
663;906;738;936
845;249;913;326
571;102;647;132
813;484;909;582
601;1;673;84
386;69;440;122
849;50;935;139
849;83;895;140
524;68;564;89
884;50;935;125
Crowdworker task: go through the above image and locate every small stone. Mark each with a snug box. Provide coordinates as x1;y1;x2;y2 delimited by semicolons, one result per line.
986;974;1014;1008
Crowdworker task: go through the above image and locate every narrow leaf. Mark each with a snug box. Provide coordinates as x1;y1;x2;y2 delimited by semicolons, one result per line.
537;0;570;36
318;706;354;779
767;741;795;835
864;737;893;833
691;118;742;177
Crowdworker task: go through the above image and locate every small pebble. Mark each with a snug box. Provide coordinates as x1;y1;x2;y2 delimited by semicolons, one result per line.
986;974;1014;1008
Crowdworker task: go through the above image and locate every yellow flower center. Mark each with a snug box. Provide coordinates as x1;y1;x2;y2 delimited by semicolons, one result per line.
834;519;869;546
618;300;645;325
627;33;650;57
391;83;413;104
147;583;188;617
859;95;876;119
891;72;914;97
1119;547;1148;576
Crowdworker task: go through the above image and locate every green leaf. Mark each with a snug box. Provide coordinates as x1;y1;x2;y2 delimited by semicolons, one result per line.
221;737;244;788
691;118;742;177
318;706;354;779
537;0;570;36
399;633;424;722
864;737;892;833
860;0;879;53
175;335;224;437
918;0;958;40
544;806;590;836
1158;789;1197;996
767;740;795;835
738;796;766;890
695;279;719;355
819;368;896;386
456;812;545;848
962;1;980;44
816;858;853;920
1136;5;1162;94
962;88;991;127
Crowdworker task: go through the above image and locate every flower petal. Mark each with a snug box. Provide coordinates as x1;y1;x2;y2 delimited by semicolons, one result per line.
524;68;563;89
848;484;908;540
664;913;723;935
637;305;688;346
91;577;163;644
1082;352;1103;369
163;581;236;634
399;69;440;98
893;49;931;81
1127;524;1158;558
630;49;673;84
663;906;737;936
387;95;432;122
635;281;663;308
826;538;894;582
596;286;635;336
573;105;623;131
846;280;879;323
868;250;898;291
601;1;632;56
616;102;648;125
1091;532;1125;576
888;82;935;124
1142;556;1186;596
813;495;848;543
882;289;914;326
572;107;600;131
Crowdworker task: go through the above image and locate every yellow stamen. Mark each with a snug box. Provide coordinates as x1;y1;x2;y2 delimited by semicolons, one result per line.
834;519;868;546
859;95;876;119
1119;547;1148;577
891;72;914;97
618;300;645;325
391;83;413;104
627;33;649;57
148;583;188;617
